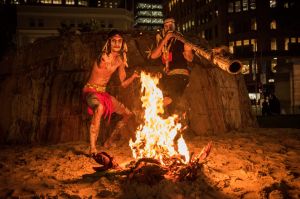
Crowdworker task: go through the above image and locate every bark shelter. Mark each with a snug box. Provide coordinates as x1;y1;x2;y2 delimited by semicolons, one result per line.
0;32;257;144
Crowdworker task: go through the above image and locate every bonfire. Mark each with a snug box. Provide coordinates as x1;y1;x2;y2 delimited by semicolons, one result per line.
92;72;212;184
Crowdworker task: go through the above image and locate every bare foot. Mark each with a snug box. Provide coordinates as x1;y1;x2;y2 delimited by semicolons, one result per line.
89;147;98;157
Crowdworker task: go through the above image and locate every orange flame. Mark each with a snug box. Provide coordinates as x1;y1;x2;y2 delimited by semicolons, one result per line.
129;72;190;165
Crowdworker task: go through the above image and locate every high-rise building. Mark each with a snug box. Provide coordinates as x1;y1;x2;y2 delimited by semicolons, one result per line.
134;0;164;31
0;0;134;47
163;0;300;114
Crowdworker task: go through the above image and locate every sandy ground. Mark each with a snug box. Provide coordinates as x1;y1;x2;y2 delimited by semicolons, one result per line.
0;128;299;199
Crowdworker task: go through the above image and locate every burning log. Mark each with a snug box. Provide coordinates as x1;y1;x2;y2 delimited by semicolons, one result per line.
127;158;167;185
91;142;212;184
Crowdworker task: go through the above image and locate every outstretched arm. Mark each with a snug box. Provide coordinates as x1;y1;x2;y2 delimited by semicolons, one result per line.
119;64;139;88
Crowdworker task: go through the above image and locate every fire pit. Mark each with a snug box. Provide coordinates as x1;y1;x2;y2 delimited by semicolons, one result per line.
93;72;212;184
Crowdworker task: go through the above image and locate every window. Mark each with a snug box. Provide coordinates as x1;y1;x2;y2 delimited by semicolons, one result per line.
271;38;277;51
235;1;241;12
41;0;51;4
250;0;256;10
251;18;257;30
201;30;205;39
242;0;248;11
236;40;242;46
53;0;62;4
228;22;234;34
284;38;289;50
284;2;289;8
229;41;234;53
271;58;277;73
251;39;257;52
78;0;87;6
269;0;276;8
243;39;249;45
228;2;234;13
11;0;20;4
242;60;250;74
270;20;276;29
66;0;75;5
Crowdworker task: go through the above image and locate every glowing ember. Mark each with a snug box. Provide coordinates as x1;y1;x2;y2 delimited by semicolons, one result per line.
129;72;190;165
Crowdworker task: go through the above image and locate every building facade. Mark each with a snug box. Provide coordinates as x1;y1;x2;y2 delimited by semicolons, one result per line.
0;0;134;47
163;0;300;114
134;0;164;31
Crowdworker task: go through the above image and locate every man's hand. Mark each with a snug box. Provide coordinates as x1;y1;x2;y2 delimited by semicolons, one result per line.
133;70;140;79
164;32;175;44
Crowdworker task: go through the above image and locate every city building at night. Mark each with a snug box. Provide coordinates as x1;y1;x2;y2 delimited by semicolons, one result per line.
163;0;300;114
0;0;134;47
134;0;164;30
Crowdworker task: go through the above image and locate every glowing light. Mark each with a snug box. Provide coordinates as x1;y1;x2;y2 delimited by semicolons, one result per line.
129;72;190;165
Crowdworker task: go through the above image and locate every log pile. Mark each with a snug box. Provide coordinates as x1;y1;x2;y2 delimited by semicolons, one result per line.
92;142;212;185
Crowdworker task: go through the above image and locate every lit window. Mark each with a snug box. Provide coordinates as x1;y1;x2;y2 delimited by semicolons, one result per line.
270;20;276;29
152;11;163;17
242;61;250;74
66;0;75;5
78;0;87;6
235;1;241;12
137;3;152;9
250;0;256;10
284;38;289;50
271;38;277;51
251;18;257;30
269;0;276;8
228;2;234;13
53;0;62;4
242;0;248;11
192;20;195;26
291;37;296;43
11;0;20;4
229;41;234;53
201;30;205;39
244;39;249;45
41;0;51;4
236;40;242;46
228;22;234;34
284;2;289;8
271;58;277;73
251;39;257;52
